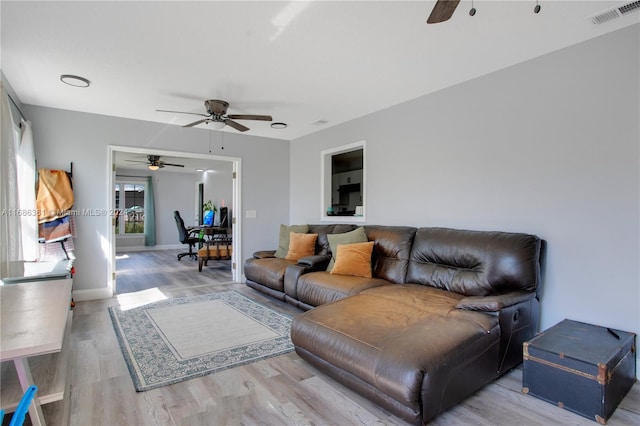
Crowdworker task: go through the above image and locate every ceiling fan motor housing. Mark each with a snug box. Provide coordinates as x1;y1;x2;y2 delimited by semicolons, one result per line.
205;100;229;116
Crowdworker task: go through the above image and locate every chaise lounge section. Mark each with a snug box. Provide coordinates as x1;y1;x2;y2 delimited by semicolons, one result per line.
245;225;544;424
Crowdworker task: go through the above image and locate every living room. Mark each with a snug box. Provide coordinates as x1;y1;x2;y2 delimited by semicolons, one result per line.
1;1;638;425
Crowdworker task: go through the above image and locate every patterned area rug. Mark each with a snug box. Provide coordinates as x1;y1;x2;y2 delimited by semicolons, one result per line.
109;291;294;391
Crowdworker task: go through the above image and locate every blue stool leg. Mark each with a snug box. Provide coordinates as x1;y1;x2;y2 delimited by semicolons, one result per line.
9;385;38;426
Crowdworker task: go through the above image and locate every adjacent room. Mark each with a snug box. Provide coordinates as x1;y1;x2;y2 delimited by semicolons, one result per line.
1;1;638;425
112;149;235;294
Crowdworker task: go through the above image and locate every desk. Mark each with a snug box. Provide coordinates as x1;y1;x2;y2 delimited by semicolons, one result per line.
1;259;73;284
1;279;73;426
191;226;228;238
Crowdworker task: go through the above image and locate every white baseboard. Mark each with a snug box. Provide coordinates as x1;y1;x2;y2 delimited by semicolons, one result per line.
73;287;112;301
116;244;184;252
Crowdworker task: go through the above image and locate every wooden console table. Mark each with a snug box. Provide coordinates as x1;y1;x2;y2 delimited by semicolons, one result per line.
0;279;73;426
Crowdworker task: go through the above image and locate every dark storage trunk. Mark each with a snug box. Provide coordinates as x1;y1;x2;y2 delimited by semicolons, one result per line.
522;319;636;424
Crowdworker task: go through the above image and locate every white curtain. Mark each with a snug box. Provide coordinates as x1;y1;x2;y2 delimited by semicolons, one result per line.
0;85;22;278
17;120;38;261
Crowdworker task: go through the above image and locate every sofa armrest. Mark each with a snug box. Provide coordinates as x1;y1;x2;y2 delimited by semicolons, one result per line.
253;250;276;259
297;254;331;269
284;256;330;300
456;291;535;312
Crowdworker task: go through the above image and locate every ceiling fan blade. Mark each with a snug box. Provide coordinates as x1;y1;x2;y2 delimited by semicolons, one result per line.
161;163;185;167
156;109;209;117
225;119;250;132
124;160;149;164
183;118;208;128
227;114;273;121
427;0;460;24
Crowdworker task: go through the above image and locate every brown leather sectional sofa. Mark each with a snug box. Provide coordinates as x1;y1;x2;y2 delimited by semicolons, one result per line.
244;225;544;424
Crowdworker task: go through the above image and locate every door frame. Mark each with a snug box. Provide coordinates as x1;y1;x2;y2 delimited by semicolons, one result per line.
106;145;242;296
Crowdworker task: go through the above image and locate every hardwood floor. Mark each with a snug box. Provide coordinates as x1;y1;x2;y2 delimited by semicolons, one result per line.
35;250;640;425
115;249;233;294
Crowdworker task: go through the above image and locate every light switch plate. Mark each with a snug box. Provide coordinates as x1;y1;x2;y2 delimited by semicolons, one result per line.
246;210;257;219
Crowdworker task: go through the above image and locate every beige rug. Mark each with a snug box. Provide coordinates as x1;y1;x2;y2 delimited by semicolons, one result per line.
148;299;280;360
109;291;294;391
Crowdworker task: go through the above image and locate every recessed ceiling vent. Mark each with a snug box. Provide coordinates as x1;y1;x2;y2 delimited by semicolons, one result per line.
588;1;640;24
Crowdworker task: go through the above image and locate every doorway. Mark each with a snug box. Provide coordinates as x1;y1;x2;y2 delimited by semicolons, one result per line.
107;145;242;296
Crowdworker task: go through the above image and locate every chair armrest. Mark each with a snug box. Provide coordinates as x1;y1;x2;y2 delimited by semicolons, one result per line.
187;227;201;237
253;250;276;259
456;291;535;312
297;254;330;269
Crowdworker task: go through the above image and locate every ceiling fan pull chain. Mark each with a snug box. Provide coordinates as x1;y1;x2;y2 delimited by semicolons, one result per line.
469;0;476;17
534;1;541;14
209;129;213;153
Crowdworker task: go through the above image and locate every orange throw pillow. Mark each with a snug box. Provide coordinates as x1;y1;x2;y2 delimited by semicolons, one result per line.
285;232;318;260
330;241;374;278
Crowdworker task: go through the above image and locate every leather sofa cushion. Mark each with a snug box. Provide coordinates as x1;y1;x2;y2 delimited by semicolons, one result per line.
407;227;541;296
291;284;499;411
296;271;388;307
244;257;297;292
364;226;416;283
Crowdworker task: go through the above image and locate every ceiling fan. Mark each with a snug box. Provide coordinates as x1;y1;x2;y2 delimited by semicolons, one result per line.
427;0;544;23
125;155;185;171
427;0;461;24
157;99;273;132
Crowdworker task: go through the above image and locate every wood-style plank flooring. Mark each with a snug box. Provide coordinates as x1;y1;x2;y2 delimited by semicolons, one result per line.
34;250;640;425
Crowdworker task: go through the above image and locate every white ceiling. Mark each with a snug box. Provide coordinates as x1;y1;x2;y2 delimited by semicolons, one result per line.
114;151;233;174
2;1;638;141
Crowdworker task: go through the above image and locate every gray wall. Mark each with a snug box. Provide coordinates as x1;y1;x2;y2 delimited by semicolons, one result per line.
25;105;290;294
291;25;640;343
203;162;234;226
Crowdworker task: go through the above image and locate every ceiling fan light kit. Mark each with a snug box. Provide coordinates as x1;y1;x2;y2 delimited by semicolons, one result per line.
125;155;185;170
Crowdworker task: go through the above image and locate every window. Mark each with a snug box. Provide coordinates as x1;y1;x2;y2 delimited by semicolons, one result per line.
321;141;365;222
114;182;146;234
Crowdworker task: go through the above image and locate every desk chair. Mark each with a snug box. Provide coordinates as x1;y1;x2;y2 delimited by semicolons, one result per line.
174;210;203;261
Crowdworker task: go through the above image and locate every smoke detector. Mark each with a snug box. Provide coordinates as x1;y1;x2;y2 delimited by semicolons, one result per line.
588;1;640;24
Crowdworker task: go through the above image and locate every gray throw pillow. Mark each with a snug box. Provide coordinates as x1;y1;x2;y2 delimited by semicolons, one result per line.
274;224;309;258
326;226;368;271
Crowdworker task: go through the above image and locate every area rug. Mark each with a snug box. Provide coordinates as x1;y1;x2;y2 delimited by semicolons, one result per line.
108;291;294;391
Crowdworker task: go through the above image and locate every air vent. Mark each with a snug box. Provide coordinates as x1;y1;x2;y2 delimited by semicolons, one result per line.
589;1;640;24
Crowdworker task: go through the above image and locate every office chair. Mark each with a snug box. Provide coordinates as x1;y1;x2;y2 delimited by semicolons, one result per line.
174;210;203;261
